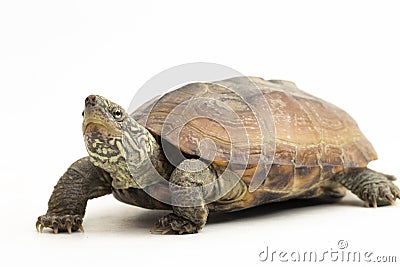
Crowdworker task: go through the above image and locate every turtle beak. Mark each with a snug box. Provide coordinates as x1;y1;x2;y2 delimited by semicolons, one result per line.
82;95;101;134
81;95;121;136
85;95;98;107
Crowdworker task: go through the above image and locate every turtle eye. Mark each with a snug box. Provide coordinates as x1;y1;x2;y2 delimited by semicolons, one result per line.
112;108;123;119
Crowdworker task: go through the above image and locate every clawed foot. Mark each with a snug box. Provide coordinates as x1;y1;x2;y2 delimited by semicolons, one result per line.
36;214;84;234
151;213;201;235
361;181;400;208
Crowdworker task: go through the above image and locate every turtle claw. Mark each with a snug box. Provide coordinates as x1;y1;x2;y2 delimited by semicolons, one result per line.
35;220;45;233
361;180;400;207
150;222;172;235
66;221;72;234
151;213;200;235
36;214;84;234
388;197;397;206
372;195;378;208
151;225;174;235
150;214;172;234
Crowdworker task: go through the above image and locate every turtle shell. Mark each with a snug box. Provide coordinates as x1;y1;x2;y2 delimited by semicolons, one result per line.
132;76;377;178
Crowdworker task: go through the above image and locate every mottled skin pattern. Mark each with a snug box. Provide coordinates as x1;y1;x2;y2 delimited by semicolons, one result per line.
37;157;112;233
152;160;215;234
37;77;400;234
333;169;399;207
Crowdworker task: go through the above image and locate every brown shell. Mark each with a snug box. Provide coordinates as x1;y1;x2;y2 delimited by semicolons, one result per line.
132;76;377;173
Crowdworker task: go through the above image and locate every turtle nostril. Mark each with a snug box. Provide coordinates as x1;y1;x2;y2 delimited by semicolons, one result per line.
85;95;96;106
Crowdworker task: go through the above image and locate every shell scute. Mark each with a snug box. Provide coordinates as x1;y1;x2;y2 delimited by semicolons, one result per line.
133;76;377;177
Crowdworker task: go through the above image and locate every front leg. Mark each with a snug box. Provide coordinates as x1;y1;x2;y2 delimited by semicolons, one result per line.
151;159;218;234
36;157;112;234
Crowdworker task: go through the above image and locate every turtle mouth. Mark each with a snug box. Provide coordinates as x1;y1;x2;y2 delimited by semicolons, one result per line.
83;119;120;136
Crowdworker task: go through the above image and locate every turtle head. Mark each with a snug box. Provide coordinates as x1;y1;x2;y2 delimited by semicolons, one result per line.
82;95;125;135
82;95;129;173
82;94;163;188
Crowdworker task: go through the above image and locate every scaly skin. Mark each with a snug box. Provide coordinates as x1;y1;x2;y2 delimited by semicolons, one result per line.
333;168;400;207
36;157;112;233
37;94;400;235
37;95;174;234
151;160;215;234
151;160;245;234
82;95;173;189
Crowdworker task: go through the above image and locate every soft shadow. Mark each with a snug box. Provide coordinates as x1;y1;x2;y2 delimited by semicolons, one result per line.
86;195;362;233
208;196;362;224
85;206;169;234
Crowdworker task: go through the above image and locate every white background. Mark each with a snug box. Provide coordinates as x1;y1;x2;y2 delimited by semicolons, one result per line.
1;0;399;266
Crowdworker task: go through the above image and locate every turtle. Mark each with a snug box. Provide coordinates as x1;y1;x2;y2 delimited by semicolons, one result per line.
36;76;400;234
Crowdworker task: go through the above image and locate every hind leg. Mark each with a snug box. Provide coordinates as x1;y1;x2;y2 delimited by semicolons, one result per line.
333;168;400;207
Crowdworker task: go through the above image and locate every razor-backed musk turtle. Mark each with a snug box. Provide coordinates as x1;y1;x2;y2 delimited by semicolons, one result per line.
36;76;400;234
